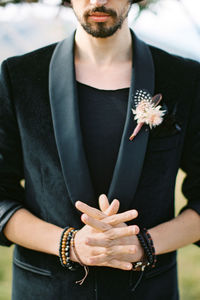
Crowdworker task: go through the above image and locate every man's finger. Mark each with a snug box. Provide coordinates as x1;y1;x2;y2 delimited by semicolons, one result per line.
76;198;120;220
98;194;109;212
86;225;139;247
105;199;120;216
107;259;132;271
81;214;112;231
88;255;132;271
76;201;138;227
103;210;138;226
98;194;120;216
76;201;106;220
89;248;135;265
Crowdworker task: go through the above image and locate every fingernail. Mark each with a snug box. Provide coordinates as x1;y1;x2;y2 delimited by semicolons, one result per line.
126;264;132;270
100;194;107;198
134;226;140;234
132;210;138;217
114;199;120;204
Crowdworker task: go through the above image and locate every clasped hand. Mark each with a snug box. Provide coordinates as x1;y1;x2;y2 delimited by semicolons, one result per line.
70;194;144;271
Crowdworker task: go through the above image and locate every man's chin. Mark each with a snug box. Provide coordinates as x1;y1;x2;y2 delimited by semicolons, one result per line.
81;23;122;38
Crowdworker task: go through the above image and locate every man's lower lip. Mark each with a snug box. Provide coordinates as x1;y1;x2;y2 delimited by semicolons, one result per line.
89;15;110;22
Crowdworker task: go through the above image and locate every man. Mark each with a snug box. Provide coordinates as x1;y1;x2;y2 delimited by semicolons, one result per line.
0;0;199;299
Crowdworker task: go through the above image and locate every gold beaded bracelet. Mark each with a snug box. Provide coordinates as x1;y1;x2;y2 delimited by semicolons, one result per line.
59;227;74;267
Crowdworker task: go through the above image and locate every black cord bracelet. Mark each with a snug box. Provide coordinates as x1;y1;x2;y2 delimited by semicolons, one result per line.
142;228;157;268
133;228;157;271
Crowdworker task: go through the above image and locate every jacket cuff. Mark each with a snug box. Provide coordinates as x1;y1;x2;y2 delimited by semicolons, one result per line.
0;203;24;246
179;204;200;247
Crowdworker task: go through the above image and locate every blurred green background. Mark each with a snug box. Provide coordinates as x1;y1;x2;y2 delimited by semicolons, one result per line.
0;170;199;300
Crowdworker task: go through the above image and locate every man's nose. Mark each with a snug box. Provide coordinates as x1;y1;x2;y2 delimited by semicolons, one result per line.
90;0;108;6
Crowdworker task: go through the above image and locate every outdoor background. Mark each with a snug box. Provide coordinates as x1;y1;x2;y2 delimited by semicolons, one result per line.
0;0;199;299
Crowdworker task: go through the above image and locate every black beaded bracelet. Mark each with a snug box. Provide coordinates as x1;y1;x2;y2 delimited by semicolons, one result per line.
132;228;157;271
133;233;150;271
142;228;157;268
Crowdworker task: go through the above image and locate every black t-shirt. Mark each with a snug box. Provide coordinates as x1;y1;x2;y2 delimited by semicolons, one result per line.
77;82;129;198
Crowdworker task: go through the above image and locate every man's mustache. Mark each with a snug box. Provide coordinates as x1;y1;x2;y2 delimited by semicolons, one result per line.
85;6;117;18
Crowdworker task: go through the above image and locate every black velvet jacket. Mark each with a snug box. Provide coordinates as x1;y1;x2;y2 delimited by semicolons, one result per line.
0;31;200;300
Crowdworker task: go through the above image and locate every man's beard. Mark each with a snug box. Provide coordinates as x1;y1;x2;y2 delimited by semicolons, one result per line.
74;6;130;38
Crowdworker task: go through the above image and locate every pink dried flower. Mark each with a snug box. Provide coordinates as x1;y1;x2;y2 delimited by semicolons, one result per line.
129;91;166;141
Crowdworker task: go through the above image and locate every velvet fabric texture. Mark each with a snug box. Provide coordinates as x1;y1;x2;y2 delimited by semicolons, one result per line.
0;31;200;299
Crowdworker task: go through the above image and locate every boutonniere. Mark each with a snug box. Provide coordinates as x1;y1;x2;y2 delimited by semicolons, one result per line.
129;90;166;141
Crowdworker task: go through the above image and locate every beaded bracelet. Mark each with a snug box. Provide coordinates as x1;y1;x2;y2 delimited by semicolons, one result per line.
59;227;78;271
137;233;153;265
142;228;157;268
65;228;78;270
59;226;71;267
132;228;157;271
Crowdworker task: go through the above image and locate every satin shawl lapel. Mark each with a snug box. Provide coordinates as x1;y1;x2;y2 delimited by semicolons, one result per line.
49;30;155;210
107;32;155;211
49;32;96;207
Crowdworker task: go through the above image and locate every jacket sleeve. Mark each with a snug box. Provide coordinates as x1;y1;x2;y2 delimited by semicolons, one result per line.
179;63;200;245
0;60;25;246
